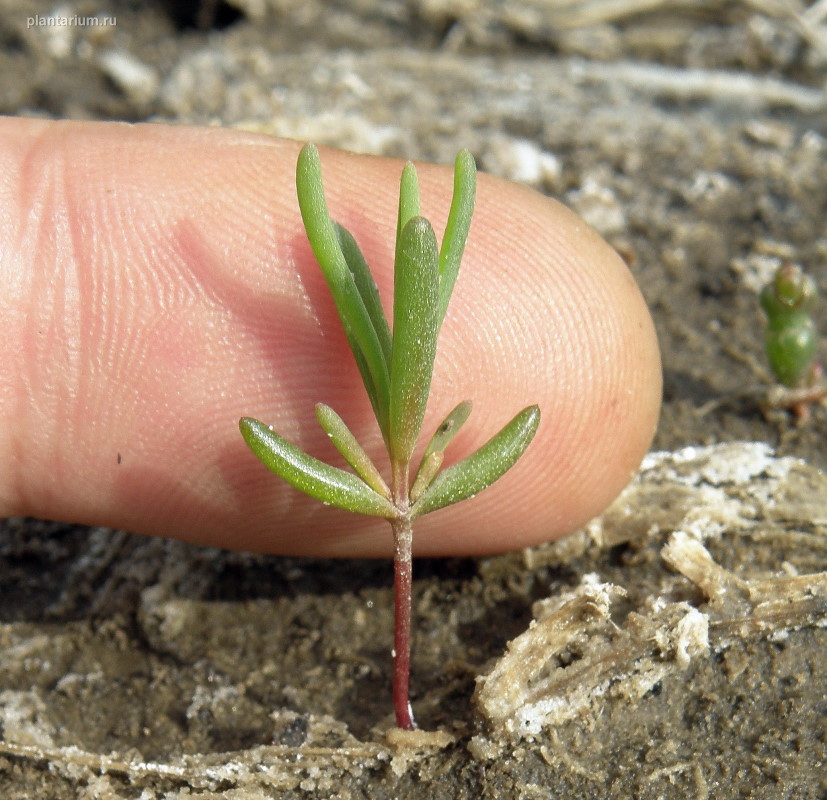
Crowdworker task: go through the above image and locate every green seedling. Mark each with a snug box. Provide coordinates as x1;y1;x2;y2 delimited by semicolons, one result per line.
761;263;818;387
240;144;540;729
760;262;826;419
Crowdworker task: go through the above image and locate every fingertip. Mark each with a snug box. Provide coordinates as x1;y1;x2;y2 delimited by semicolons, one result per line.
0;120;659;558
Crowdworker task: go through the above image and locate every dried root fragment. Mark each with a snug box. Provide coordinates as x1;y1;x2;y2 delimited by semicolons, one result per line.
663;531;827;642
474;578;708;739
476;443;827;742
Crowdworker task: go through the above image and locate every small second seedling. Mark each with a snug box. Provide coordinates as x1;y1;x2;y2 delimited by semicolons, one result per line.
760;262;826;419
239;144;540;729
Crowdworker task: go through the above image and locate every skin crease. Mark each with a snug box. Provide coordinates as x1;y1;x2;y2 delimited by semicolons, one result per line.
0;117;661;558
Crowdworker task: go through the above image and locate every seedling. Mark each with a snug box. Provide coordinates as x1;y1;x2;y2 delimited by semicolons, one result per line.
760;262;826;419
239;144;540;729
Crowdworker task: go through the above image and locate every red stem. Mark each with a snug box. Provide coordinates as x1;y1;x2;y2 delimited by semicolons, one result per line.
392;517;415;729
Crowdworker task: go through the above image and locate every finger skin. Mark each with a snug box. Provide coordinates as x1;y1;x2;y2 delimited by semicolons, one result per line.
0;117;661;557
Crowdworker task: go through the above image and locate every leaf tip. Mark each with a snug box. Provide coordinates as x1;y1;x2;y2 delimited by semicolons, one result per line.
456;148;476;170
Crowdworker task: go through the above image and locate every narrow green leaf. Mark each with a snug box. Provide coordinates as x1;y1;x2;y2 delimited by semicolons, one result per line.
437;150;476;328
240;417;398;518
423;400;473;457
410;401;472;501
409;451;443;503
315;403;390;498
389;216;440;464
396;162;420;251
411;405;540;518
335;223;392;368
296;143;391;438
347;345;392;447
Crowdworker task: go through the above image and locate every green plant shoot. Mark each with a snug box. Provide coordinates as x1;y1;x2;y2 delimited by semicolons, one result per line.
759;262;826;420
240;144;540;730
760;263;818;388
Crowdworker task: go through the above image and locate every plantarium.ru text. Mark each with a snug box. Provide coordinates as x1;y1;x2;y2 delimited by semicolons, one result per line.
240;144;540;730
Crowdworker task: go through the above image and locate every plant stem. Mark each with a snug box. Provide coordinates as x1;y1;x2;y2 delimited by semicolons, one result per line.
391;517;415;729
390;459;415;729
764;379;827;421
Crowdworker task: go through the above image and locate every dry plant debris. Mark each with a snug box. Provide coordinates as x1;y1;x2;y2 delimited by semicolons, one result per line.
473;444;827;742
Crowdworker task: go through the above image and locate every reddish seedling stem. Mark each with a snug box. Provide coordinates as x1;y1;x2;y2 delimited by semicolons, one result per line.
763;378;827;422
392;518;415;729
390;456;416;730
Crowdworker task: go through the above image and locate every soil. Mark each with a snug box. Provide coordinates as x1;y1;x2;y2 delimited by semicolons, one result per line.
0;1;825;798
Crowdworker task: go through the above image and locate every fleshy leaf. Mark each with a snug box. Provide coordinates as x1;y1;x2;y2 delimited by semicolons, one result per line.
410;401;472;501
389;216;440;464
396;162;420;250
409;451;443;503
411;406;540;518
423;400;473;457
240;417;398;518
315;403;390;498
437;150;476;329
296;143;391;438
335;223;392;368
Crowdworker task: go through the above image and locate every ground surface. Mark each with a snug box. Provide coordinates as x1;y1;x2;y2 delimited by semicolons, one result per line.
0;1;825;798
